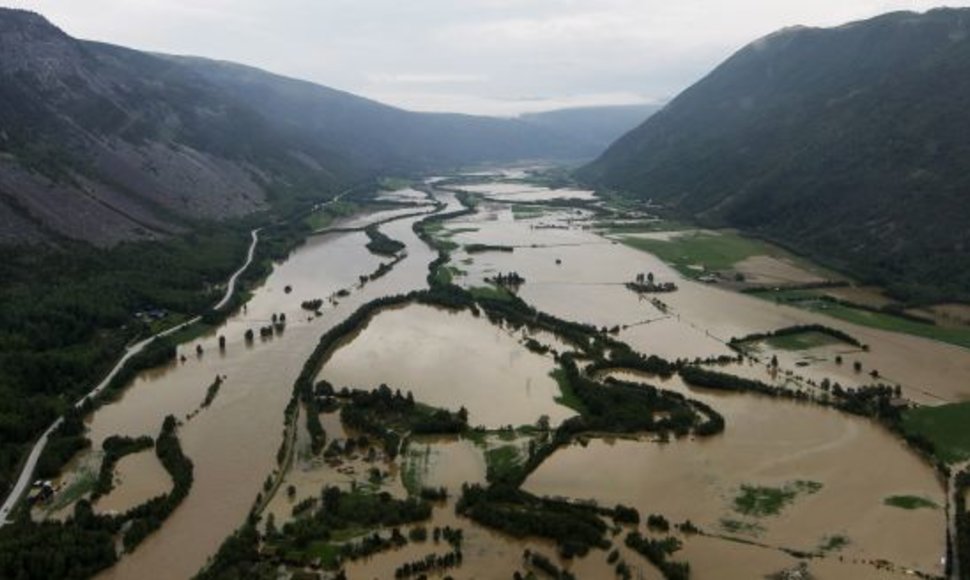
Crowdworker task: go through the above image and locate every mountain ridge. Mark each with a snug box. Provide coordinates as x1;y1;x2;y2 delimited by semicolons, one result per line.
0;8;595;246
581;7;970;301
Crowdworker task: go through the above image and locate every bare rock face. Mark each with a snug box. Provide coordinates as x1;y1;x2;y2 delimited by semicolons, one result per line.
0;9;278;245
0;159;168;246
0;8;594;247
0;9;84;81
90;140;266;220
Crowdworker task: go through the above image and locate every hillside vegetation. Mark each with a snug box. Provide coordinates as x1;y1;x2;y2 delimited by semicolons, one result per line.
0;8;587;247
582;8;970;302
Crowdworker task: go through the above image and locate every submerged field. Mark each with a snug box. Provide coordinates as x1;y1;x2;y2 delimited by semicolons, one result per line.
29;174;967;580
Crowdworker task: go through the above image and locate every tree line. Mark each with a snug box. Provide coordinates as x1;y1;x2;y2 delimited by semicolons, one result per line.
0;415;193;579
90;434;154;501
364;224;406;256
729;324;863;348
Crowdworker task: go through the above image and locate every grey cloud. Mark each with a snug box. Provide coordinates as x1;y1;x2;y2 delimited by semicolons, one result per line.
5;0;966;114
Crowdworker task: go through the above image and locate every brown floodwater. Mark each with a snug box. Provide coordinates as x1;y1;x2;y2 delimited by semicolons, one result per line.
525;370;946;577
75;203;440;580
273;180;962;579
679;533;921;579
327;204;433;230
94;450;172;516
453;182;596;202
338;435;662;580
734;254;828;286
447;207;970;403
57;176;967;579
317;304;575;429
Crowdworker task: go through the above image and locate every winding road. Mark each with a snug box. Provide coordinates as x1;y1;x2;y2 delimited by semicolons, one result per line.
0;228;261;526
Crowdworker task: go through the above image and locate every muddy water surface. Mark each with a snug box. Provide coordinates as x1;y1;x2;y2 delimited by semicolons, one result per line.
526;371;945;576
94;450;171;515
453;182;596;202
59;176;966;579
318;304;574;428
450;208;970;402
81;206;437;580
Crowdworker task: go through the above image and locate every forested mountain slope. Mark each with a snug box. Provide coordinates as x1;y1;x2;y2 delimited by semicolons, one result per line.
582;8;970;301
0;8;584;247
170;57;593;173
518;104;660;159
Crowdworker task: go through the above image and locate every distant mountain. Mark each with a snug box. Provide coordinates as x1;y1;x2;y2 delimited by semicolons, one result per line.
0;9;584;246
170;57;591;173
581;8;970;301
518;104;661;159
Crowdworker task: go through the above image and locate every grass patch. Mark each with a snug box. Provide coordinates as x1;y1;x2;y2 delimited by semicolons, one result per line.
902;402;970;463
401;444;433;496
461;430;488;447
719;518;764;536
765;331;840;351
883;495;939;510
511;205;545;219
437;227;479;238
597;220;688;234
304;200;359;230
617;230;771;278
164;321;215;345
549;368;588;415
484;445;523;482
468;285;513;302
47;467;97;513
432;267;452;286
757;290;970;349
306;541;342;569
819;534;850;552
733;480;822;517
437;239;460;252
146;312;192;335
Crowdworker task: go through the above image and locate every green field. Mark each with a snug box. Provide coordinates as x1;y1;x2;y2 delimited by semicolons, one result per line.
719;518;765;536
597;218;690;234
617;230;773;278
511;205;545;219
902;402;970;463
550;368;588;414
732;480;822;517
304;200;359;230
484;445;523;482
378;176;414;190
764;331;840;351
467;285;513;302
619;228;970;349
305;541;342;569
759;290;970;349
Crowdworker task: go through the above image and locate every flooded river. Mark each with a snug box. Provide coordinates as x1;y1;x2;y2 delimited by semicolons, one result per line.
526;371;944;576
51;176;962;579
318;303;573;429
80;198;441;580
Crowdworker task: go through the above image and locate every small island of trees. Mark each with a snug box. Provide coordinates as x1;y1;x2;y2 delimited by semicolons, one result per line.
627;271;677;294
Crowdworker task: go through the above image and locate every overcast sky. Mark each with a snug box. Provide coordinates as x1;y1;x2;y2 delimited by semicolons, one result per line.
4;1;967;115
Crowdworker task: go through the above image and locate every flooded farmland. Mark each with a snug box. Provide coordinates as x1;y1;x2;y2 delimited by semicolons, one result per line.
317;303;574;428
45;175;965;579
77;197;441;580
526;371;945;575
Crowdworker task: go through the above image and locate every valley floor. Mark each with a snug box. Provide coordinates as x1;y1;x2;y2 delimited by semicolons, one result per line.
17;170;970;580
